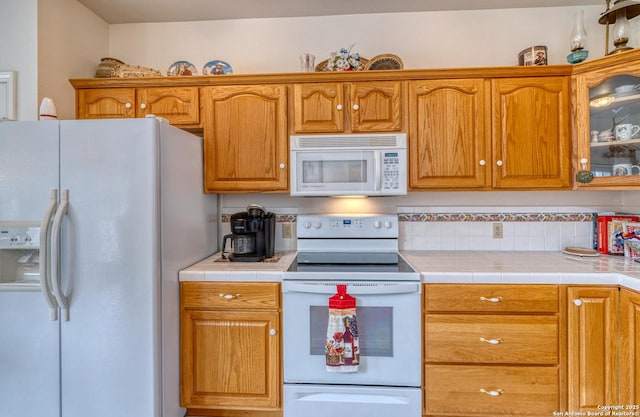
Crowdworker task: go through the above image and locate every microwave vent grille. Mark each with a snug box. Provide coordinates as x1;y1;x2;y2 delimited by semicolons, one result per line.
296;136;400;149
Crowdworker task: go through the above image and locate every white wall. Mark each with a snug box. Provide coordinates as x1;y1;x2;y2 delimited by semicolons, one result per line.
0;0;38;120
38;0;109;120
108;6;608;75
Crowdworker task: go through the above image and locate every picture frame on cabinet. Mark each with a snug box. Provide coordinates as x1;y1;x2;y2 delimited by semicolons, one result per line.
0;71;16;121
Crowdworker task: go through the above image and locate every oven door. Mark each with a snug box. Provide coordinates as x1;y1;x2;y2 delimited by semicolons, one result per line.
282;281;421;387
290;150;378;196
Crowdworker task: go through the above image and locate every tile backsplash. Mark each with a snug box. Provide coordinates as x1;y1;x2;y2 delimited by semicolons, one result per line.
397;210;594;251
221;206;598;252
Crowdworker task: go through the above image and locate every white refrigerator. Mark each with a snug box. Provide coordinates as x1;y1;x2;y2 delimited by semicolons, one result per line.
0;118;217;417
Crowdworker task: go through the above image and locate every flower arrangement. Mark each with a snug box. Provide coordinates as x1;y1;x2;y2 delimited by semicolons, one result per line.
327;45;364;71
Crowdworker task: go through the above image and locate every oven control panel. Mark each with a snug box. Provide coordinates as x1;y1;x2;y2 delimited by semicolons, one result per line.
297;214;398;239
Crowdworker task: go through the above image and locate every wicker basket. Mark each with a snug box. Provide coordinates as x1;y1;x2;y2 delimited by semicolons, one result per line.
315;57;369;72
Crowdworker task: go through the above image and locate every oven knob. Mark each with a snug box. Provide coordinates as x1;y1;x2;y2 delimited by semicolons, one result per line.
314;221;322;229
384;221;393;228
374;220;382;228
303;221;312;229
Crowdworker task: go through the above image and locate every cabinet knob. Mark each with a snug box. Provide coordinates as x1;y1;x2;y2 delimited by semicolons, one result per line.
269;328;277;336
140;103;147;110
353;104;359;110
496;160;503;167
337;104;343;111
479;160;486;166
219;293;241;300
573;299;583;307
480;388;504;397
125;103;132;109
279;163;286;169
480;296;503;303
479;337;503;345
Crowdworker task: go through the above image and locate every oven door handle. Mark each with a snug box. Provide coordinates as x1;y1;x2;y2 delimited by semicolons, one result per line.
283;282;420;295
373;151;381;192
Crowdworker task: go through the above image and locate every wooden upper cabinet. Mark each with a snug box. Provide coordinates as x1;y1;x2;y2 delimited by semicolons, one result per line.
293;82;344;133
202;84;288;193
409;79;489;189
76;87;199;125
491;76;572;189
77;88;135;119
137;87;199;124
350;81;403;132
292;81;403;133
567;286;619;412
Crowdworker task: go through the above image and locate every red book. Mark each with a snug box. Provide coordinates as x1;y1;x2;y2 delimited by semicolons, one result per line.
597;215;640;254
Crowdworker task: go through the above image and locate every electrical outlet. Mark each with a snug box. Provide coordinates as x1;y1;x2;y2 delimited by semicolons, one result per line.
492;223;503;239
282;223;292;239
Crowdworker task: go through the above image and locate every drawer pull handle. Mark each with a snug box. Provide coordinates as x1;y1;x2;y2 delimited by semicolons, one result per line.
269;328;277;336
480;388;504;397
219;293;241;300
480;337;503;345
480;296;503;303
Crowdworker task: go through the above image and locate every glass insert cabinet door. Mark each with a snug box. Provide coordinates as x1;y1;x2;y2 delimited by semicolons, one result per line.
589;74;640;179
575;52;640;189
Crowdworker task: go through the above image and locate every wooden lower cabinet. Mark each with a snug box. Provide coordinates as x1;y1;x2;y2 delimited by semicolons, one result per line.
425;365;559;416
180;282;281;416
621;288;640;405
567;286;619;412
423;284;562;417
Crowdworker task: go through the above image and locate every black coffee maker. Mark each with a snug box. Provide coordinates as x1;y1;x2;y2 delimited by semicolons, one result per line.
222;204;276;262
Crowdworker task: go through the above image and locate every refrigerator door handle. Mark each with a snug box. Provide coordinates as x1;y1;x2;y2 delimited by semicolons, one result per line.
51;189;70;321
39;189;59;321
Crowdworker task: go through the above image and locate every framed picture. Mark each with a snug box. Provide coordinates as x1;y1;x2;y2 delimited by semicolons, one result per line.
0;72;16;121
518;46;547;66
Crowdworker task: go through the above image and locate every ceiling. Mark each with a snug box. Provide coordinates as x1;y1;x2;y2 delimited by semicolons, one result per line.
77;0;605;24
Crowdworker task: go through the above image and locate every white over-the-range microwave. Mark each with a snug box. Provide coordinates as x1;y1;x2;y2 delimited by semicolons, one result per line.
289;133;408;197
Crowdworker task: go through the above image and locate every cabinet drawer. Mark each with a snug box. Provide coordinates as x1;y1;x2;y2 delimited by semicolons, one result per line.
425;284;559;313
181;282;280;310
425;314;558;364
425;364;559;416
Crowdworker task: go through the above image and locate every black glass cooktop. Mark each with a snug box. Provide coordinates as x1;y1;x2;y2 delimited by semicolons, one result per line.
287;251;416;273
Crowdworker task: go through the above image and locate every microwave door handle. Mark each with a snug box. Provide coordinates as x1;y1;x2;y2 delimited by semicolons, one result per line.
373;151;381;191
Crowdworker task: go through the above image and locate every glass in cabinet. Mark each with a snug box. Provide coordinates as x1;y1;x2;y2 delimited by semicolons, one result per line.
576;54;640;188
589;75;640;176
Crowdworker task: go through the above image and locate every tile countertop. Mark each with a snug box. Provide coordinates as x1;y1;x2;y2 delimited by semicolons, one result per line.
179;250;640;292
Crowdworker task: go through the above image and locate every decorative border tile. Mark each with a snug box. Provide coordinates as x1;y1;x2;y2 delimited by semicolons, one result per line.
221;214;296;223
221;212;594;223
397;212;595;222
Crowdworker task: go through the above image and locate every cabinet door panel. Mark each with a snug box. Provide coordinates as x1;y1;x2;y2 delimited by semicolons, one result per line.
138;87;199;125
181;310;279;409
409;79;489;189
492;77;571;189
350;81;403;132
293;83;344;133
567;286;619;412
203;85;288;192
77;88;135;119
621;289;640;405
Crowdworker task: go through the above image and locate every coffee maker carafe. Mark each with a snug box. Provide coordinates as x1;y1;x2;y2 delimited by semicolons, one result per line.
222;204;276;262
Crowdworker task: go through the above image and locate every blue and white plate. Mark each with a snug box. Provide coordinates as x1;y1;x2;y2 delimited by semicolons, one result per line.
167;61;197;76
203;60;233;75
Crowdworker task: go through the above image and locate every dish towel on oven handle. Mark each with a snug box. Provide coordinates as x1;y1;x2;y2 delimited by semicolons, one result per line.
326;284;360;372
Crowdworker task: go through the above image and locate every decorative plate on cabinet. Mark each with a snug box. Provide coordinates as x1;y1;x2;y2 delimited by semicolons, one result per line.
167;61;197;76
203;60;233;75
364;54;404;71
